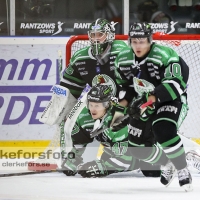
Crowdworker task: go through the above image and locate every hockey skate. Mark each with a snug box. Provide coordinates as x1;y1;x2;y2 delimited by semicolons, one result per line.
160;161;176;187
186;150;200;172
177;167;193;192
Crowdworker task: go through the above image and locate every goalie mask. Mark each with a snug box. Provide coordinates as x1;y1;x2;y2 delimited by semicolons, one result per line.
88;18;117;65
87;84;113;109
128;22;153;44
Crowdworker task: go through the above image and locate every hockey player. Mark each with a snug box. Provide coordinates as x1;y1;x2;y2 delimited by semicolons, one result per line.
39;18;130;165
56;18;129;168
39;18;128;127
114;22;193;191
62;84;161;178
60;18;127;105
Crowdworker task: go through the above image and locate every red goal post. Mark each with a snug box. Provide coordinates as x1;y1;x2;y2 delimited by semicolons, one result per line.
66;34;200;143
66;34;200;65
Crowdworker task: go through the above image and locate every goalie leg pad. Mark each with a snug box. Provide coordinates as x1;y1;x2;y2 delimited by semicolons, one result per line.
64;92;88;151
39;85;77;125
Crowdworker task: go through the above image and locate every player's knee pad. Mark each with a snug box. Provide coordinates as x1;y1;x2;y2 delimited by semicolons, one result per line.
152;120;177;144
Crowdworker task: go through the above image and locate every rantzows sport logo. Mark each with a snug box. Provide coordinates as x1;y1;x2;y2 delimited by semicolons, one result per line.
20;21;64;35
150;21;178;34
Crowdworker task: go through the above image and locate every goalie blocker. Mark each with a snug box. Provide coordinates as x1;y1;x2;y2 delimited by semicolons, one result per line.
39;85;77;125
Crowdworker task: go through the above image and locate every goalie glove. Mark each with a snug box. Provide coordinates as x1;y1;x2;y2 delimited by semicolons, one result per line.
61;154;83;176
77;160;108;178
127;92;155;120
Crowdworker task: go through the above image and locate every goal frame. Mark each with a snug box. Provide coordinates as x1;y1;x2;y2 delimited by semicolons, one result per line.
66;34;200;66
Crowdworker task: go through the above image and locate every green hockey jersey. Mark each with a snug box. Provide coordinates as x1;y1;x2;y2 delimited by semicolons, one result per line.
71;105;138;173
60;40;127;99
114;42;189;103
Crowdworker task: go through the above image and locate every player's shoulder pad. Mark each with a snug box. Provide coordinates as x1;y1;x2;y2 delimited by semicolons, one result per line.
70;46;91;65
150;43;179;66
115;45;132;63
118;45;132;56
77;107;91;120
111;40;128;53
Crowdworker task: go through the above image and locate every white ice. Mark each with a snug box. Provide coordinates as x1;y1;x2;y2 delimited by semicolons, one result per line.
0;170;200;200
1;141;200;199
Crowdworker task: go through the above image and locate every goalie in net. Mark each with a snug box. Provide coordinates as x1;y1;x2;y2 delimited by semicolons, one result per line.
38;18;129;169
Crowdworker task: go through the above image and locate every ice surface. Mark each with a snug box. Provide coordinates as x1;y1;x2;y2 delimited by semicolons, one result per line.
0;171;199;200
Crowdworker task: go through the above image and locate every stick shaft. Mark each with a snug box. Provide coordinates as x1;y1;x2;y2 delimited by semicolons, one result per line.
0;170;58;177
90;101;153;138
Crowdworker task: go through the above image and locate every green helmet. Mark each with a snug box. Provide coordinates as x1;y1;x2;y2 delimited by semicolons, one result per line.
87;84;113;108
129;22;153;43
88;18;116;57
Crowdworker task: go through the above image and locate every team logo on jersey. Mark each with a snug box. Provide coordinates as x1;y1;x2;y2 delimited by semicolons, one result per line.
92;74;117;96
133;77;155;96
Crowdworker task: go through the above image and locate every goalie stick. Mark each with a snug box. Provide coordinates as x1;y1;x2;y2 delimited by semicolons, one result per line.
57;50;67;166
63;84;91;154
90;100;153;138
57;53;91;167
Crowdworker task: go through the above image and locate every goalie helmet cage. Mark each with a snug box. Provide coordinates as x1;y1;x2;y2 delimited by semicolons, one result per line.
28;34;200;171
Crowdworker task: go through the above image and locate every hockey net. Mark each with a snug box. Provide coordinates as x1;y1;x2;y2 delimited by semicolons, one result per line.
28;34;200;171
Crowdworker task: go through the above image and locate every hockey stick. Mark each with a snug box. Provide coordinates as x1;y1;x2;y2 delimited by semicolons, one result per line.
57;50;67;164
0;170;59;177
90;100;153;138
63;84;91;154
58;50;63;80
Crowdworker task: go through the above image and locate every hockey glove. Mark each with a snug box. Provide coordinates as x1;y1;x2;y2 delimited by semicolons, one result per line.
102;122;128;141
102;104;127;128
61;154;83;176
127;93;155;120
77;160;108;178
